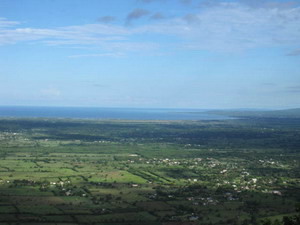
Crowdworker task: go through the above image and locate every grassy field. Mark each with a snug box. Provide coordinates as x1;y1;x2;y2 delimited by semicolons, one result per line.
0;118;299;225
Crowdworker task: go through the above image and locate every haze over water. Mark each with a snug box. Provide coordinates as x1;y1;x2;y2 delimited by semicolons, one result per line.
0;106;231;120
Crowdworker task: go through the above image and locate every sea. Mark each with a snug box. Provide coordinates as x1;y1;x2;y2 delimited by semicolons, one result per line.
0;106;232;121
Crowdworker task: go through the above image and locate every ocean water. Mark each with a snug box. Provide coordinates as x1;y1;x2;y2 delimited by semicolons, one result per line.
0;106;232;121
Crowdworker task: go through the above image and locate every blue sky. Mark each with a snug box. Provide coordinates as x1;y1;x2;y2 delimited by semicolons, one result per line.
0;0;299;109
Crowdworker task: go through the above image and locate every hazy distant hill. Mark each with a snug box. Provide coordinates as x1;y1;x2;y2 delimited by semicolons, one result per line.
206;108;300;118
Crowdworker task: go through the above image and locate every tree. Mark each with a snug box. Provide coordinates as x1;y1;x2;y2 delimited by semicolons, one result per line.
283;216;295;225
261;219;272;225
282;203;300;225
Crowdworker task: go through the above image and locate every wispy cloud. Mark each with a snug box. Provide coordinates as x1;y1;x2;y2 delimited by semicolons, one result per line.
150;13;165;20
0;23;131;46
0;1;300;53
287;49;300;56
98;16;116;23
0;17;20;28
285;85;300;93
182;14;199;23
126;9;150;24
180;0;193;5
164;1;300;51
239;0;299;9
68;52;124;58
200;0;299;9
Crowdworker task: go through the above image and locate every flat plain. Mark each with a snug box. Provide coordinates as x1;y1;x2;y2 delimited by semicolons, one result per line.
0;117;299;225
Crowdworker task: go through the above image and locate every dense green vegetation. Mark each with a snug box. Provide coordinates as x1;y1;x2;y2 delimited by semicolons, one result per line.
0;117;299;225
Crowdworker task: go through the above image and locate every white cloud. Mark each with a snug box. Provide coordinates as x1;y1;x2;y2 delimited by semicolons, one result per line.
143;2;300;51
0;1;299;52
0;23;130;45
0;18;20;28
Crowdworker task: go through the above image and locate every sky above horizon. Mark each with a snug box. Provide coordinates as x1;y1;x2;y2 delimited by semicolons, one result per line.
0;0;299;109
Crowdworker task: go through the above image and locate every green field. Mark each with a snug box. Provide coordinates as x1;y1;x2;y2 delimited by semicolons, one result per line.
0;117;299;225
